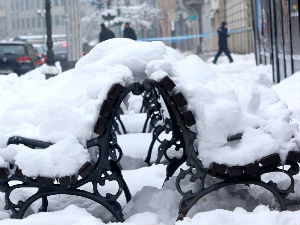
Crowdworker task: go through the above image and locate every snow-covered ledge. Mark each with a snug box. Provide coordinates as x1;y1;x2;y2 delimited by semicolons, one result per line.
39;62;61;79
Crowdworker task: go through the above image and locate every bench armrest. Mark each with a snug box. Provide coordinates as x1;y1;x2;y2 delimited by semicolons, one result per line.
7;136;53;149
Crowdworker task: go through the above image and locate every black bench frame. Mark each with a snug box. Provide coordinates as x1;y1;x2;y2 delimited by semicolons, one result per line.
0;76;299;222
144;76;300;220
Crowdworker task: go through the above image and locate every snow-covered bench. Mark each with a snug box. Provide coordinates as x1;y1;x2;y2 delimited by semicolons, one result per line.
142;74;300;220
0;38;299;222
0;73;299;222
0;79;139;221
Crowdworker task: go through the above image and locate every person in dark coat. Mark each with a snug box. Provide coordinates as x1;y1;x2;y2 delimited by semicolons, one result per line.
123;22;137;40
99;23;115;42
213;21;233;64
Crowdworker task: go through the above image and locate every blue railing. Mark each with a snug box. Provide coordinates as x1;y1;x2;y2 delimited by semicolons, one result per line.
138;28;253;43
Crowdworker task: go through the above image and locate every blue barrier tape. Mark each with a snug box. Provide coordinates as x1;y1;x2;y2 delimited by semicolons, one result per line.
138;28;253;43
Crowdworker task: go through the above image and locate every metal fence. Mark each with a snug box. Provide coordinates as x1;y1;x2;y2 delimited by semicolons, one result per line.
251;0;300;83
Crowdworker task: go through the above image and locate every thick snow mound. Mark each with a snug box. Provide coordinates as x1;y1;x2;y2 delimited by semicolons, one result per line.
1;204;299;225
273;72;300;123
0;62;133;177
148;54;299;166
76;38;183;81
0;39;183;177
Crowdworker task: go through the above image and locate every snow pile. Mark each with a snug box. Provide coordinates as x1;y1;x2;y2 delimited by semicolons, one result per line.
147;54;299;167
1;203;299;225
273;72;300;123
0;39;183;177
76;38;183;81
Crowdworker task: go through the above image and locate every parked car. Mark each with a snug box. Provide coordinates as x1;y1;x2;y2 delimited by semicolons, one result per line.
0;42;40;75
33;44;47;65
53;41;68;64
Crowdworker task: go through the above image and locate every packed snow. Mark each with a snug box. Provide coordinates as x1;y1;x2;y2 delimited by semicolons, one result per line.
273;72;300;124
147;54;299;166
0;39;299;224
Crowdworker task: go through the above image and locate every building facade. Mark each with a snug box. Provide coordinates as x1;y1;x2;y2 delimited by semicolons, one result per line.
223;0;253;54
0;0;66;41
179;0;254;54
251;0;300;83
156;0;200;52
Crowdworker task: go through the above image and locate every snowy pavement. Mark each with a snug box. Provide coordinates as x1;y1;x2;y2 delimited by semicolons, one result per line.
0;50;299;225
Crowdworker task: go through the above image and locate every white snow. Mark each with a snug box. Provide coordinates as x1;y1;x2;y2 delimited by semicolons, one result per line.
147;53;299;166
0;39;182;177
0;41;299;225
273;72;300;124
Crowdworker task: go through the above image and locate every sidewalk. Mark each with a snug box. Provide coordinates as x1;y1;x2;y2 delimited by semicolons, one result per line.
198;51;216;62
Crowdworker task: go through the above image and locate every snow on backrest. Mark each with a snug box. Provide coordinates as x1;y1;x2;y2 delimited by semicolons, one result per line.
0;39;182;178
147;55;299;168
0;59;133;178
76;38;183;82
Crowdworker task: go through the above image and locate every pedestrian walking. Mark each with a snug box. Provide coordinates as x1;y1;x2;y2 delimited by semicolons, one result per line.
123;22;137;40
213;21;233;64
99;23;115;43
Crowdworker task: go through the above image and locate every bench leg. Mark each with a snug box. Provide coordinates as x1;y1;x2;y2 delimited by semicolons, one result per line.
8;188;125;222
110;161;132;203
176;168;293;221
164;156;186;183
142;113;151;133
38;196;48;212
116;114;127;134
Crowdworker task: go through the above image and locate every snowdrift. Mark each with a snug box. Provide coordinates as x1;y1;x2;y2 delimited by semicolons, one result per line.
0;38;298;177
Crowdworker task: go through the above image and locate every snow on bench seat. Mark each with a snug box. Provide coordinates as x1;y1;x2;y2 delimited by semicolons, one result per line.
146;55;300;168
0;62;133;178
0;38;181;179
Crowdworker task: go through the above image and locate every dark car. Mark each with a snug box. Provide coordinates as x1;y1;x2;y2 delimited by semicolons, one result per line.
0;42;40;75
53;41;68;64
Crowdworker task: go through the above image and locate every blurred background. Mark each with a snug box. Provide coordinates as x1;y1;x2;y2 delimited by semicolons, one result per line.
0;0;299;82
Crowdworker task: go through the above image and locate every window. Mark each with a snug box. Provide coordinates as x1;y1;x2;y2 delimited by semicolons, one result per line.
53;0;59;7
32;17;35;28
36;0;40;8
21;0;24;10
60;0;65;6
37;17;41;27
0;18;5;32
15;0;19;11
12;20;16;30
0;45;26;55
11;0;15;11
61;15;65;25
25;0;29;10
55;15;59;26
16;19;20;29
21;19;25;29
31;0;35;9
27;18;30;28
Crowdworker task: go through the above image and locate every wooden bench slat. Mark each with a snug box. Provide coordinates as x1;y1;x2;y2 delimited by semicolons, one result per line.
244;162;260;174
172;92;187;108
107;83;124;101
59;175;77;185
99;99;114;118
260;153;281;168
36;177;55;185
182;110;196;127
210;163;227;176
159;76;176;92
227;166;244;177
286;151;300;164
0;168;9;179
79;162;94;178
94;117;108;136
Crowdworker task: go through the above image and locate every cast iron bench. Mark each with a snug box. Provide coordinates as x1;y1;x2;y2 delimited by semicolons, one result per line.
0;76;299;222
0;78;189;221
142;75;300;220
